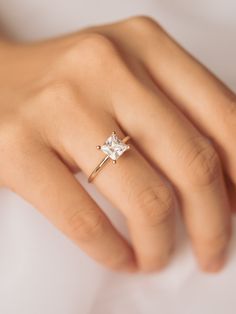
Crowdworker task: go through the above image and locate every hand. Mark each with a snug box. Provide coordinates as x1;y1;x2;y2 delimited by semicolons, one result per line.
0;16;234;273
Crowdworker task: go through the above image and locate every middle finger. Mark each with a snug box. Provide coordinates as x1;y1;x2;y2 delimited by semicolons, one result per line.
113;76;231;272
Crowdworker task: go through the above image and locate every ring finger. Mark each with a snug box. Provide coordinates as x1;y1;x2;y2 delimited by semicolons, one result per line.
52;102;176;272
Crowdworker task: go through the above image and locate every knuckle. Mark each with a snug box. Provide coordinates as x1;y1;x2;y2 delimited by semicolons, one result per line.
123;15;159;29
67;208;106;242
79;33;114;52
37;80;74;103
184;139;221;186
62;33;117;68
135;185;174;226
31;80;77;117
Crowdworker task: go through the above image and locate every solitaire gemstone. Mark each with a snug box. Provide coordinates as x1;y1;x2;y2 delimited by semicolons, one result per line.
101;133;129;160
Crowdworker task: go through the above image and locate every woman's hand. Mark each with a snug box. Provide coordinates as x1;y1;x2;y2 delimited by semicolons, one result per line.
0;16;235;273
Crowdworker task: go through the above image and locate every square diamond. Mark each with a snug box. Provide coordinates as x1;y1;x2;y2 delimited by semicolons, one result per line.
101;133;129;161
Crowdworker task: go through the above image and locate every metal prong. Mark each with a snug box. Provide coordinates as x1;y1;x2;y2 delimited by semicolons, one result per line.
112;160;117;164
126;145;130;150
112;131;116;135
96;145;101;150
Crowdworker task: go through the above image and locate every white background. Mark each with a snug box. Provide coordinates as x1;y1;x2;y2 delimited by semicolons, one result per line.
0;1;236;313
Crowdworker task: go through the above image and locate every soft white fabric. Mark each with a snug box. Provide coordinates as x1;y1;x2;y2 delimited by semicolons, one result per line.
0;1;235;313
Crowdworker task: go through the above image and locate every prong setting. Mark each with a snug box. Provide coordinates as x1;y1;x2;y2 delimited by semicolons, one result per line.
89;132;131;183
98;132;130;161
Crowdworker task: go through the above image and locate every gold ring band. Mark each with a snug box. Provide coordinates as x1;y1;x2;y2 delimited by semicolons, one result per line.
88;132;131;183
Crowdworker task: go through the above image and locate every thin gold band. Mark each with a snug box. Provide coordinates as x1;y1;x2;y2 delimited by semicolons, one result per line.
88;135;130;183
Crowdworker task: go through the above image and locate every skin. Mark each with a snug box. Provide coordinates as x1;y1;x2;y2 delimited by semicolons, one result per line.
0;16;235;273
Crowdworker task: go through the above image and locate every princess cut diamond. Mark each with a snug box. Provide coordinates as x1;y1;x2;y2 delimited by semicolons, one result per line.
100;133;129;161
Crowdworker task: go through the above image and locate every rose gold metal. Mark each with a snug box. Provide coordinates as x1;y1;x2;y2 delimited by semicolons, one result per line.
88;134;130;183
